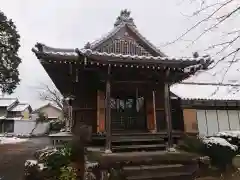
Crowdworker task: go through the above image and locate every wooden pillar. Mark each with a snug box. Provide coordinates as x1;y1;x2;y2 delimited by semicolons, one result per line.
152;91;157;132
105;65;112;152
97;90;105;132
146;90;156;132
164;83;173;148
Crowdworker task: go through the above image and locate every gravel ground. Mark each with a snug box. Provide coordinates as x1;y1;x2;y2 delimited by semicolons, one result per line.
0;137;51;180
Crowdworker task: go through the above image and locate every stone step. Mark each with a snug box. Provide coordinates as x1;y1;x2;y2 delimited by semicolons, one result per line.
124;164;197;180
127;173;194;180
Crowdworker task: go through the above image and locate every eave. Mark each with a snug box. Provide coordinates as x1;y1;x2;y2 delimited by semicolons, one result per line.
32;43;213;83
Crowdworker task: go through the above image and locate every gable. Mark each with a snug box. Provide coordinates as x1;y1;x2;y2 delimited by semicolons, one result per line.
93;26;153;56
38;105;62;118
88;10;165;57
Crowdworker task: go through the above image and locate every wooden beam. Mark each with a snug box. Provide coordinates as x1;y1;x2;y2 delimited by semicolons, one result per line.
164;82;173;148
105;65;112;152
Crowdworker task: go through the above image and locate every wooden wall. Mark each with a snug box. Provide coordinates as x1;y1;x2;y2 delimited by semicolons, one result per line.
72;71;98;133
183;108;240;136
183;109;198;134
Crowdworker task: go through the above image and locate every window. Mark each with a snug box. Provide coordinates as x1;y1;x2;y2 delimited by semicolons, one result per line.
3;120;14;133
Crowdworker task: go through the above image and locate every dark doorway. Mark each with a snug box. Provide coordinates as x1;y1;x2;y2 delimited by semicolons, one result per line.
111;94;147;132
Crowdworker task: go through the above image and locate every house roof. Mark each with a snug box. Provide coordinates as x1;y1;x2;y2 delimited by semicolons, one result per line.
0;98;18;108
32;103;62;113
9;103;31;112
32;9;213;71
171;83;240;101
33;44;212;68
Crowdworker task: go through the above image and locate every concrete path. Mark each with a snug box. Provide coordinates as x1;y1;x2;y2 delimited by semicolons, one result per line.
0;137;51;180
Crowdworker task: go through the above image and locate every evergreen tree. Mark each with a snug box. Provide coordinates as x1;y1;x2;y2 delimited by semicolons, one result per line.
0;10;21;94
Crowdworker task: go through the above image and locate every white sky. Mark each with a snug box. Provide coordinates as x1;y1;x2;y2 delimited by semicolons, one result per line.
0;0;239;108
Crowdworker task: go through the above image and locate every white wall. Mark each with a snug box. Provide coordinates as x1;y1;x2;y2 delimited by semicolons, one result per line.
14;120;49;136
197;109;240;136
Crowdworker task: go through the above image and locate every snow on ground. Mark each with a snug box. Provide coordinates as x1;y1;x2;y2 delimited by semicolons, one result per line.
202;137;238;151
0;136;28;144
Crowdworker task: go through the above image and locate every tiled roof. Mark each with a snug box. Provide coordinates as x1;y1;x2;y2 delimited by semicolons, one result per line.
32;44;212;65
9;103;30;112
171;83;240;101
0;98;18;108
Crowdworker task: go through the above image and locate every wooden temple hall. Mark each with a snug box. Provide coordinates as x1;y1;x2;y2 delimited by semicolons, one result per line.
33;10;212;152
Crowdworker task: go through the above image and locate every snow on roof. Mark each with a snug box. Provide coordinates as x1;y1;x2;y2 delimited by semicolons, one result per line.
9;103;30;112
202;137;238;151
215;131;240;139
171;83;240;101
49;132;73;137
5;117;23;121
0;136;28;144
0;98;17;107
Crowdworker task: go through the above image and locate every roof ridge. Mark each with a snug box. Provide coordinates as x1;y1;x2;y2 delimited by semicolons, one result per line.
88;10;166;57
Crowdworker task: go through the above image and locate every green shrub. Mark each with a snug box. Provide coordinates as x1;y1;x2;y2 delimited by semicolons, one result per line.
177;134;205;154
49;120;65;132
59;166;77;180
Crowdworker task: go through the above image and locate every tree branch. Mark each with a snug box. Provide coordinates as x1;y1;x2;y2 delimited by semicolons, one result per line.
38;84;63;111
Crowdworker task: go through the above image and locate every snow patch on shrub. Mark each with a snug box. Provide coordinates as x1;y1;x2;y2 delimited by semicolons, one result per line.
215;131;240;139
203;137;238;151
25;160;46;171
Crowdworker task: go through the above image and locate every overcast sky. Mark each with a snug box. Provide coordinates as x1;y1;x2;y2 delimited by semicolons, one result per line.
0;0;239;108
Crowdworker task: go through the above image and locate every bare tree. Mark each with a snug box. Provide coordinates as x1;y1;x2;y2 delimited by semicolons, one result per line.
169;0;240;84
38;84;64;111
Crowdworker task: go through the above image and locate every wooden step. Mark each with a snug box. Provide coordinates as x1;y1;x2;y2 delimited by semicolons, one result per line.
112;137;164;143
112;144;166;152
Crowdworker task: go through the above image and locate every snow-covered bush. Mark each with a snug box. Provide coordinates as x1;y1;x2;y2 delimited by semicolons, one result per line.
214;131;240;152
25;145;73;180
202;137;238;170
177;134;239;171
24;160;46;180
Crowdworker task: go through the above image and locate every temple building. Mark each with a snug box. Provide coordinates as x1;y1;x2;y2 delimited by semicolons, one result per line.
32;9;212;152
